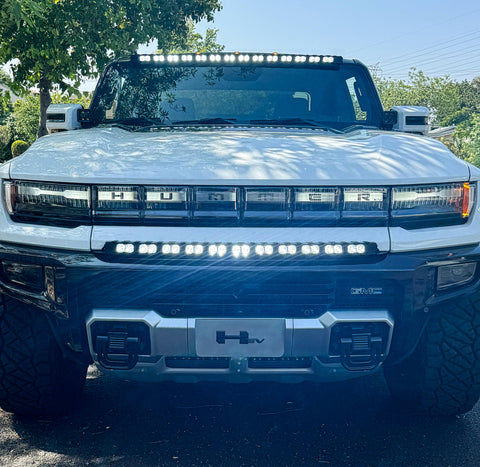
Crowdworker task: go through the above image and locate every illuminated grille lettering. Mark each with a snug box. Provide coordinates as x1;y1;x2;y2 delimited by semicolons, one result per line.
344;191;384;203
146;188;187;203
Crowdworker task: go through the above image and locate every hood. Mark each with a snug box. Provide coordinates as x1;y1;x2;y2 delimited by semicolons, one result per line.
8;126;471;185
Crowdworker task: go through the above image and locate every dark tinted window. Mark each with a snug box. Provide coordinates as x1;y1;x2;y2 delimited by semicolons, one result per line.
92;63;382;129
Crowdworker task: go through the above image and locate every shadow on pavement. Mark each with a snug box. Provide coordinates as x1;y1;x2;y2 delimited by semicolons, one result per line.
2;367;479;466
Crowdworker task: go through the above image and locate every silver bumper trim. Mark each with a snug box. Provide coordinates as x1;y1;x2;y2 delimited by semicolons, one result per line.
86;309;394;382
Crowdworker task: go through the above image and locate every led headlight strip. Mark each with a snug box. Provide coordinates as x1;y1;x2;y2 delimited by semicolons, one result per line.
4;181;474;229
106;241;373;258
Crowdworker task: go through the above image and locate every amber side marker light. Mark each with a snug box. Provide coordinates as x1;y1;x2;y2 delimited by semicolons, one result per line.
463;183;471;218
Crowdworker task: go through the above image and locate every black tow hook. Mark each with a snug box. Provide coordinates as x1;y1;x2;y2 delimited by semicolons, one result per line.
340;335;383;371
96;334;140;370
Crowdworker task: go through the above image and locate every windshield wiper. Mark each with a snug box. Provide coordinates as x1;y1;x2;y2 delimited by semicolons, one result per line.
101;117;167;131
249;118;340;132
340;124;378;133
170;117;238;125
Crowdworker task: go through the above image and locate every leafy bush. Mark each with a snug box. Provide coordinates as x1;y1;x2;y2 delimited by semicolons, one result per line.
11;139;29;157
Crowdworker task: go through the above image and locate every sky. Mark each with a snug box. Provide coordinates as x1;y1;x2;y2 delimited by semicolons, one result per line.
188;0;480;82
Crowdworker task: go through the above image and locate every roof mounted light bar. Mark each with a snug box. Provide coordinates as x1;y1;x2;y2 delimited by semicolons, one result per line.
133;53;343;66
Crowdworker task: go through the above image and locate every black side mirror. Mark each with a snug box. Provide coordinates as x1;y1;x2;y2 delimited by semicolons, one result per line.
77;108;91;123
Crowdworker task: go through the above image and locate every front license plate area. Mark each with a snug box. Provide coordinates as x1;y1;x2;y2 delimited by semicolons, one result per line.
195;319;285;357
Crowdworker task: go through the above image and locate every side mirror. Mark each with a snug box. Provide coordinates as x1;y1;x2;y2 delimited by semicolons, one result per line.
391;106;430;135
46;104;83;131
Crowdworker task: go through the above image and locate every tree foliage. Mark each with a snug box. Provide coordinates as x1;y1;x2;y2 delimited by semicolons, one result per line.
164;19;224;53
374;69;460;125
0;0;222;136
373;68;480;166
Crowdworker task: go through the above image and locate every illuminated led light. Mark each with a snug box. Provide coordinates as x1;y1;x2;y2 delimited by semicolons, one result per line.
138;243;158;255
196;54;208;62
311;245;320;255
334;244;343;254
171;244;181;255
463;182;471;218
295;56;307;63
281;55;293;62
325;245;334;255
153;55;161;62
232;244;241;258
218;244;227;257
125;244;135;254
323;56;334;63
264;245;274;255
115;244;126;254
194;244;204;255
241;245;251;257
255;245;265;256
309;56;321;63
278;245;288;255
208;245;217;256
185;245;194;255
162;244;172;254
356;244;366;254
301;245;311;255
287;245;297;255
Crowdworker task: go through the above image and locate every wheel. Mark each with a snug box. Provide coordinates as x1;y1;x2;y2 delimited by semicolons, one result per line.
0;295;88;417
384;296;480;416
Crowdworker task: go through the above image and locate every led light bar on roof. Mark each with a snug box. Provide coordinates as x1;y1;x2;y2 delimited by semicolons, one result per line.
134;53;343;66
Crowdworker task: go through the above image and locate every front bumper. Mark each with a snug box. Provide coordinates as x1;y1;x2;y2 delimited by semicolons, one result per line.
1;241;480;382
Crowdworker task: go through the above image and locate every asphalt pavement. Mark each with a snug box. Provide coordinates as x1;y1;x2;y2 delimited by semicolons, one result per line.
1;366;479;466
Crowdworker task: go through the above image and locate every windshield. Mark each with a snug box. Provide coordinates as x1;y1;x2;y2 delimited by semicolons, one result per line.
90;61;383;130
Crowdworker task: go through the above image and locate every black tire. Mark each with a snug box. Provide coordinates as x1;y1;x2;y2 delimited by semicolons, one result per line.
384;296;480;416
0;295;88;417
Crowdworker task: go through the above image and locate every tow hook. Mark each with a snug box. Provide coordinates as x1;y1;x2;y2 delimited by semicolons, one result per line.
96;333;140;370
340;335;383;371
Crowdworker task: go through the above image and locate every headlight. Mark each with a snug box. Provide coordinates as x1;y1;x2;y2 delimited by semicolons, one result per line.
391;182;474;228
4;181;90;226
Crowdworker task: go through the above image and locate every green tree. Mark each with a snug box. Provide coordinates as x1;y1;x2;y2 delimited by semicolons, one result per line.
0;0;222;138
165;20;224;53
0;69;13;124
373;69;460;125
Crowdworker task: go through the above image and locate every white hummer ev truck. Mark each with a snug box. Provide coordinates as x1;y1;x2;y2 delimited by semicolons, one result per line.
0;53;479;417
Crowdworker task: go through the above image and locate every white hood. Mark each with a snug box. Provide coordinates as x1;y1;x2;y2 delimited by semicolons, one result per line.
9;126;472;185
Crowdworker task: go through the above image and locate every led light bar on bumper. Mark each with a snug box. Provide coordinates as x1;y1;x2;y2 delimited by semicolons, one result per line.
3;181;475;229
102;241;375;261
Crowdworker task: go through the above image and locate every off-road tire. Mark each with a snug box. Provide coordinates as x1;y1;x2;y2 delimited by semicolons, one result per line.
384;296;480;416
0;295;88;417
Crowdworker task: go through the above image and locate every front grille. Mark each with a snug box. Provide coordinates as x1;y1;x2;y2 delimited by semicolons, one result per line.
154;275;335;318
